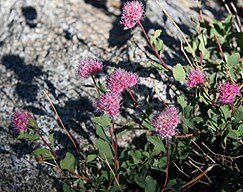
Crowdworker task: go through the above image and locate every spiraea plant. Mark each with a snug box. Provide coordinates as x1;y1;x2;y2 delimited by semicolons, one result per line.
13;1;242;191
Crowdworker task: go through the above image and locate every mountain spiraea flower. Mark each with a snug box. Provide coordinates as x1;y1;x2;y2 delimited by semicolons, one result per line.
187;69;205;88
96;93;121;117
120;1;144;30
78;59;103;78
106;68;138;94
12;110;33;132
152;107;180;139
218;83;240;104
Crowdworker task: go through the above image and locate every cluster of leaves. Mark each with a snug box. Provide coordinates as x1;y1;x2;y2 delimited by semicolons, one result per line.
17;9;242;192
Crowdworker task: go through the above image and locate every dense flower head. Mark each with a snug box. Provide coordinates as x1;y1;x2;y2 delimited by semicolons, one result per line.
218;83;240;104
187;69;205;87
106;68;138;93
152;107;180;138
78;58;103;78
120;1;144;30
96;93;121;117
12;110;33;132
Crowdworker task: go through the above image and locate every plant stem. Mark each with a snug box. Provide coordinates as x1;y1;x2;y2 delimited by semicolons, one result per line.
43;90;84;161
161;139;170;192
112;118;119;171
32;126;58;159
137;21;170;71
91;75;101;96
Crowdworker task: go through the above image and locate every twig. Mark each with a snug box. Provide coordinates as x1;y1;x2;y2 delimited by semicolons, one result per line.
201;142;243;159
32;126;58;159
104;157;122;192
180;164;217;191
43;90;84;161
137;21;170;71
91;75;101;96
156;0;199;67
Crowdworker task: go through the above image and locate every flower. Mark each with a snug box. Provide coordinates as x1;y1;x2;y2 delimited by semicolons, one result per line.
152;107;180;138
96;93;121;117
106;68;138;93
12;110;33;132
187;69;205;87
218;83;240;104
120;1;144;30
77;59;103;78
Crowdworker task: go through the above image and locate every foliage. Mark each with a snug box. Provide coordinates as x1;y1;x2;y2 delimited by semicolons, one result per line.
15;2;243;192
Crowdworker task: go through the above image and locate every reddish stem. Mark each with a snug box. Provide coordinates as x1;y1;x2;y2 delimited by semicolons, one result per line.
112;118;119;171
137;21;170;71
161;139;170;192
32;126;58;159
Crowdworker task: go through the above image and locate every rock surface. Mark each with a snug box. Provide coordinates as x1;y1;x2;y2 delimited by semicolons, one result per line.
0;0;230;191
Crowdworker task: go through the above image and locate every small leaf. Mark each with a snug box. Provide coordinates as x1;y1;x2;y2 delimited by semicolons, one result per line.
193;117;204;123
96;125;110;143
227;53;240;68
48;132;54;148
128;149;142;164
28;118;38;128
18;132;39;141
86;154;97;163
177;95;187;109
135;175;146;188
233;106;243;124
154;29;162;38
228;129;238;140
93;114;111;128
173;64;186;81
60;152;76;172
32;148;53;160
147;135;166;155
145;176;158;192
95;139;113;160
220;106;231;120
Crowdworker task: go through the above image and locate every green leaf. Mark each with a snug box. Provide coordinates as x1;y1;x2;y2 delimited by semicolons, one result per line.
145;175;158;192
227;129;238;140
147;135;166;155
60;152;76;172
173;64;186;81
93;114;111;128
183;106;193;118
135;175;146;189
32;148;53;160
96;125;110;143
128;149;142;164
220;106;231;120
154;29;162;38
233;106;243;124
177;95;187;109
28;118;38;128
193;117;204;123
18;132;39;141
166;179;185;191
63;183;75;192
154;39;164;52
95;139;113;160
145;62;168;71
48;132;54;148
86;153;97;163
237;124;243;134
227;53;240;68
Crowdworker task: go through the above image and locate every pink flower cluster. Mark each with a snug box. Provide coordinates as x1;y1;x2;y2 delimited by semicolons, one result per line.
12;110;33;132
152;107;180;138
97;69;138;117
218;83;240;104
96;93;122;117
120;1;144;30
106;68;138;94
187;69;205;88
78;59;103;78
